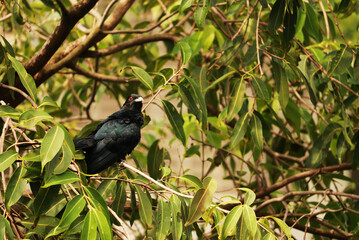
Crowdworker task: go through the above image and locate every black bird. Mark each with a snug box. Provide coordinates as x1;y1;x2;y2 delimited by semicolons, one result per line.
74;94;144;174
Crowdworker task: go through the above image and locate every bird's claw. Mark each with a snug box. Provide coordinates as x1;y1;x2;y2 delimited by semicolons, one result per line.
119;161;126;171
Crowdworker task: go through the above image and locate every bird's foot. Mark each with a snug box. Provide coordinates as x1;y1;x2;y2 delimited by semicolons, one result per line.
119;161;126;171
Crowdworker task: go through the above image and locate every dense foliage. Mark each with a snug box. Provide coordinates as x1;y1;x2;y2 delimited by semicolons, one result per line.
0;0;358;239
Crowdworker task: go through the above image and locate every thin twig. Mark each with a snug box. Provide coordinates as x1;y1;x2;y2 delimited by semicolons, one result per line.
0;83;37;108
256;6;263;76
231;0;258;41
326;0;355;54
102;10;178;34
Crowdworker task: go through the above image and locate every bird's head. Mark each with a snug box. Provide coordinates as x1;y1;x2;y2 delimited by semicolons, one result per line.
123;94;143;112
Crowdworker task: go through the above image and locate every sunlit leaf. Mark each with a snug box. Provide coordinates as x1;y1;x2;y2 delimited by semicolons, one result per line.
179;0;194;13
42;171;79;188
131;66;153;90
221;205;243;239
40;125;64;170
81;209;97;240
178;40;192;65
180;174;203;190
0;105;20;118
268;216;292;239
18;110;53;128
93;208;112;240
194;0;209;28
7;54;37;102
185;177;217;226
0;150;18;172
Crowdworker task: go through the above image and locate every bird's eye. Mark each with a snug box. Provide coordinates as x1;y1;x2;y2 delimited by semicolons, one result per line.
129;97;133;101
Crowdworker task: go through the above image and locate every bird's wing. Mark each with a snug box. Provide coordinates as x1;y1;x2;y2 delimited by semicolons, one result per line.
73;134;96;150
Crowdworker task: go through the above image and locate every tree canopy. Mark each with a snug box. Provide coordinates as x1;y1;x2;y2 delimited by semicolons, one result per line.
0;0;358;239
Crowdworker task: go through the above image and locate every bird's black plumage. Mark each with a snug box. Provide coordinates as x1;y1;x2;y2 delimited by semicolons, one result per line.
74;94;144;174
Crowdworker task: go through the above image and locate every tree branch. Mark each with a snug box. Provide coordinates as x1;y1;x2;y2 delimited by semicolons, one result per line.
68;63;138;83
81;33;178;58
256;163;353;198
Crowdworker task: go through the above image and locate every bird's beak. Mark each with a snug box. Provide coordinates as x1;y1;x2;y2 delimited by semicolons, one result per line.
135;97;143;102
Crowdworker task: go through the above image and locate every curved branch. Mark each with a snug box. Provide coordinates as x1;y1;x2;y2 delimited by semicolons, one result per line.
286;219;352;240
256;190;359;212
81;33;178;58
0;83;37;108
68;63;138;83
256;163;353;198
24;0;98;76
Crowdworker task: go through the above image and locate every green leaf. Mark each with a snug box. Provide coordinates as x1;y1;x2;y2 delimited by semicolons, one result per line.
131;66;153;90
178;41;192;65
304;3;322;42
44;195;67;216
97;178;116;199
183;75;207;129
7;54;37;102
134;185;153;228
170;195;183;240
18;110;53;128
240;188;256;206
252;76;270;100
306;123;341;168
283;7;297;48
161;100;186;145
230;113;250;150
0;215;15;240
59;195;86;228
328;45;353;76
0;105;21;118
268;216;292;239
227;78;246;122
40;125;64;170
147;140;165;180
250;115;263;152
81;209;97;240
111;182;127;220
5;166;27;210
180;174;203;190
84;186;111;221
156;198;171;240
22;216;59;238
53;144;73;174
185;177;217;226
0;150;18;172
221;205;243;239
242;205;257;237
178;82;202;122
268;0;285;35
42;171;79;188
272;61;289;109
204;70;236;92
33;185;61;217
179;0;194;13
93;208;113;240
1;35;15;57
194;0;209;28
